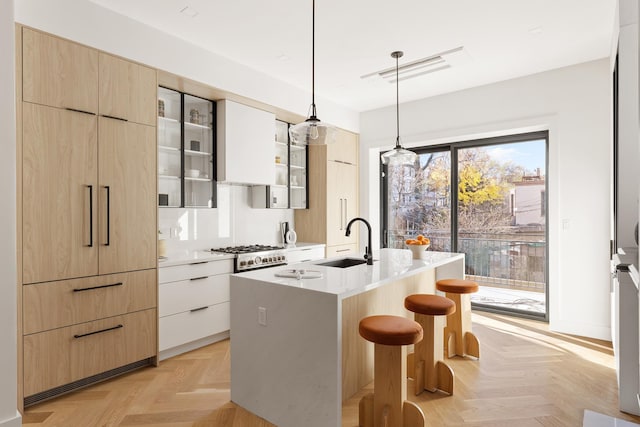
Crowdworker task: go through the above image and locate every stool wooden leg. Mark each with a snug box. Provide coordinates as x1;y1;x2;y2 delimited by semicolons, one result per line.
444;293;479;358
436;361;454;394
359;393;374;427
465;332;480;358
374;344;405;427
403;401;426;427
415;313;454;395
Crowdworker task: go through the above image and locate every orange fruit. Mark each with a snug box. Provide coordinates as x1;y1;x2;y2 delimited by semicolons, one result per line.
417;234;425;241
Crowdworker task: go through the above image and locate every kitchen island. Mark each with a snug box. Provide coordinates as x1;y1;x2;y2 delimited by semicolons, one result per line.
230;248;464;427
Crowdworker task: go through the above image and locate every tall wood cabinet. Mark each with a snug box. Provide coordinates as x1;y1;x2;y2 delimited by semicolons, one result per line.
18;27;158;407
294;129;360;257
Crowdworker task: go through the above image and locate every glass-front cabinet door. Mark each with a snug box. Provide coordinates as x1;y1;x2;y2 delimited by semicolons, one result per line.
158;88;182;207
272;120;290;208
183;94;214;207
252;120;308;209
289;137;307;209
158;87;215;208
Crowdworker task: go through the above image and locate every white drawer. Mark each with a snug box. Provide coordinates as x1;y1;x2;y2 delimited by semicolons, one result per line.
159;302;230;351
287;246;325;264
325;244;358;258
159;259;233;284
159;274;229;317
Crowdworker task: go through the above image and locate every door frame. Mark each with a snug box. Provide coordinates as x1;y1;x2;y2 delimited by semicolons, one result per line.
381;131;549;321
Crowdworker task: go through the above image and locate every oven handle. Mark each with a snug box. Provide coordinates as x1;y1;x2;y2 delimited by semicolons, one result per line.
236;262;287;273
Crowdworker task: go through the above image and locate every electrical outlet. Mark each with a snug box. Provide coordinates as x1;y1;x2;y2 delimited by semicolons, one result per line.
258;307;267;326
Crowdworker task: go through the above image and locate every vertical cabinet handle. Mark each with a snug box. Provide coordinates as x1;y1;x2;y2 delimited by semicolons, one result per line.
344;198;348;231
339;198;343;230
86;185;93;247
104;185;110;246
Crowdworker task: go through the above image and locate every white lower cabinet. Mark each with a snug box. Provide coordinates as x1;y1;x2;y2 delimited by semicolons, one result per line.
159;258;233;359
159;302;230;351
286;245;325;264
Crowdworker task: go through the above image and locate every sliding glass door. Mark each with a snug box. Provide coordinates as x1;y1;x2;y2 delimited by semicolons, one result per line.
382;132;548;319
383;149;452;251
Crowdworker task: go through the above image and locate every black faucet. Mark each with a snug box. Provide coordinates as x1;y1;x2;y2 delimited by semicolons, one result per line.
345;217;374;265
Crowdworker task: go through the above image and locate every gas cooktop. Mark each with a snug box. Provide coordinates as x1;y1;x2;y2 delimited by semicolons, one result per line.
210;245;284;255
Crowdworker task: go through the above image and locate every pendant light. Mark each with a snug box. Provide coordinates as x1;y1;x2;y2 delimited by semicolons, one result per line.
289;0;337;145
380;51;417;165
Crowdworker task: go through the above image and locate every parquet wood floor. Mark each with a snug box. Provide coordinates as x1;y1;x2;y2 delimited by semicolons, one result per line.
23;312;640;426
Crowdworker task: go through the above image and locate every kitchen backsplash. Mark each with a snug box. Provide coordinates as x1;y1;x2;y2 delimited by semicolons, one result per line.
159;184;294;256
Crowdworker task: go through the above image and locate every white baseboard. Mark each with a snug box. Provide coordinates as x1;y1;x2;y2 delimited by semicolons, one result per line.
583;409;639;426
550;320;611;341
159;330;230;361
0;411;22;427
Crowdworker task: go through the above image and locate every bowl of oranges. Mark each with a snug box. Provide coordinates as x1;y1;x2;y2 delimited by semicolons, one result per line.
405;235;430;259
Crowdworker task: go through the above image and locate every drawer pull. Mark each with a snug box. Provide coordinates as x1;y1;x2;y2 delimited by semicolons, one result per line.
101;114;128;122
190;261;208;265
73;282;123;292
65;107;96;116
190;276;209;281
190;306;208;313
73;324;123;339
336;249;351;253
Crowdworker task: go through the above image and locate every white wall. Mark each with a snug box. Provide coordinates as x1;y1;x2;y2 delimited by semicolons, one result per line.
159;185;295;256
0;0;21;425
617;0;639;248
360;59;612;340
14;0;359;133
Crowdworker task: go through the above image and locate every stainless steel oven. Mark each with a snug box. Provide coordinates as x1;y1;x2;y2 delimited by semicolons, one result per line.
210;245;287;273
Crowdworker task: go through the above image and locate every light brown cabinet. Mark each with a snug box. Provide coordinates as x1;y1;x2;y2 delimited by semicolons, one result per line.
294;129;360;256
99;53;157;126
98;118;156;274
22;103;98;284
326;160;358;247
18;27;158;407
23;269;157;335
22;28;98;114
327;129;358;165
23;308;156;397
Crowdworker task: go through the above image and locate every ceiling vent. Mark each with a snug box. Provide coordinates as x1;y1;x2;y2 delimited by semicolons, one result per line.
361;46;468;83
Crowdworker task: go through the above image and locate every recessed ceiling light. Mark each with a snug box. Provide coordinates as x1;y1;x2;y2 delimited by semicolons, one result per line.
180;6;199;18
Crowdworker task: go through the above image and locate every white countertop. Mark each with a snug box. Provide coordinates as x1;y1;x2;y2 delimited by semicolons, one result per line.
158;250;235;267
283;242;325;250
157;242;325;268
233;248;464;299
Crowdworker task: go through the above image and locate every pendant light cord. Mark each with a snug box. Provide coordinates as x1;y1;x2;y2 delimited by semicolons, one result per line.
310;0;316;118
395;53;400;148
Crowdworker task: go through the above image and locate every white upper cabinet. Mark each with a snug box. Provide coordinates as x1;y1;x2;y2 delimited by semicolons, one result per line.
216;100;275;185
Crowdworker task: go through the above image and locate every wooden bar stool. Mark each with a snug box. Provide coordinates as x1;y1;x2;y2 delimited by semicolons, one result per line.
358;315;426;427
436;279;480;359
404;294;456;395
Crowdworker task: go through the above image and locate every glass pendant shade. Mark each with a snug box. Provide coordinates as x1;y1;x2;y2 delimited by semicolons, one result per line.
289;115;338;146
380;141;417;165
380;50;417;166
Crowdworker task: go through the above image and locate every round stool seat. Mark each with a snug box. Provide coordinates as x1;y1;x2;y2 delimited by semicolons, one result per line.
405;294;456;316
436;278;478;294
359;315;423;346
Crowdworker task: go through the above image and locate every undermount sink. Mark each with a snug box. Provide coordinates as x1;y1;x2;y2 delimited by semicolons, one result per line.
317;258;368;268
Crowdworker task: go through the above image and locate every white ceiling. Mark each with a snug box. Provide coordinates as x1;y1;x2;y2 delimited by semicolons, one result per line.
90;0;617;113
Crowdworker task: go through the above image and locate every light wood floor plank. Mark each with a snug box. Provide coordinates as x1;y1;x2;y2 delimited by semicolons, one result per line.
24;312;640;426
